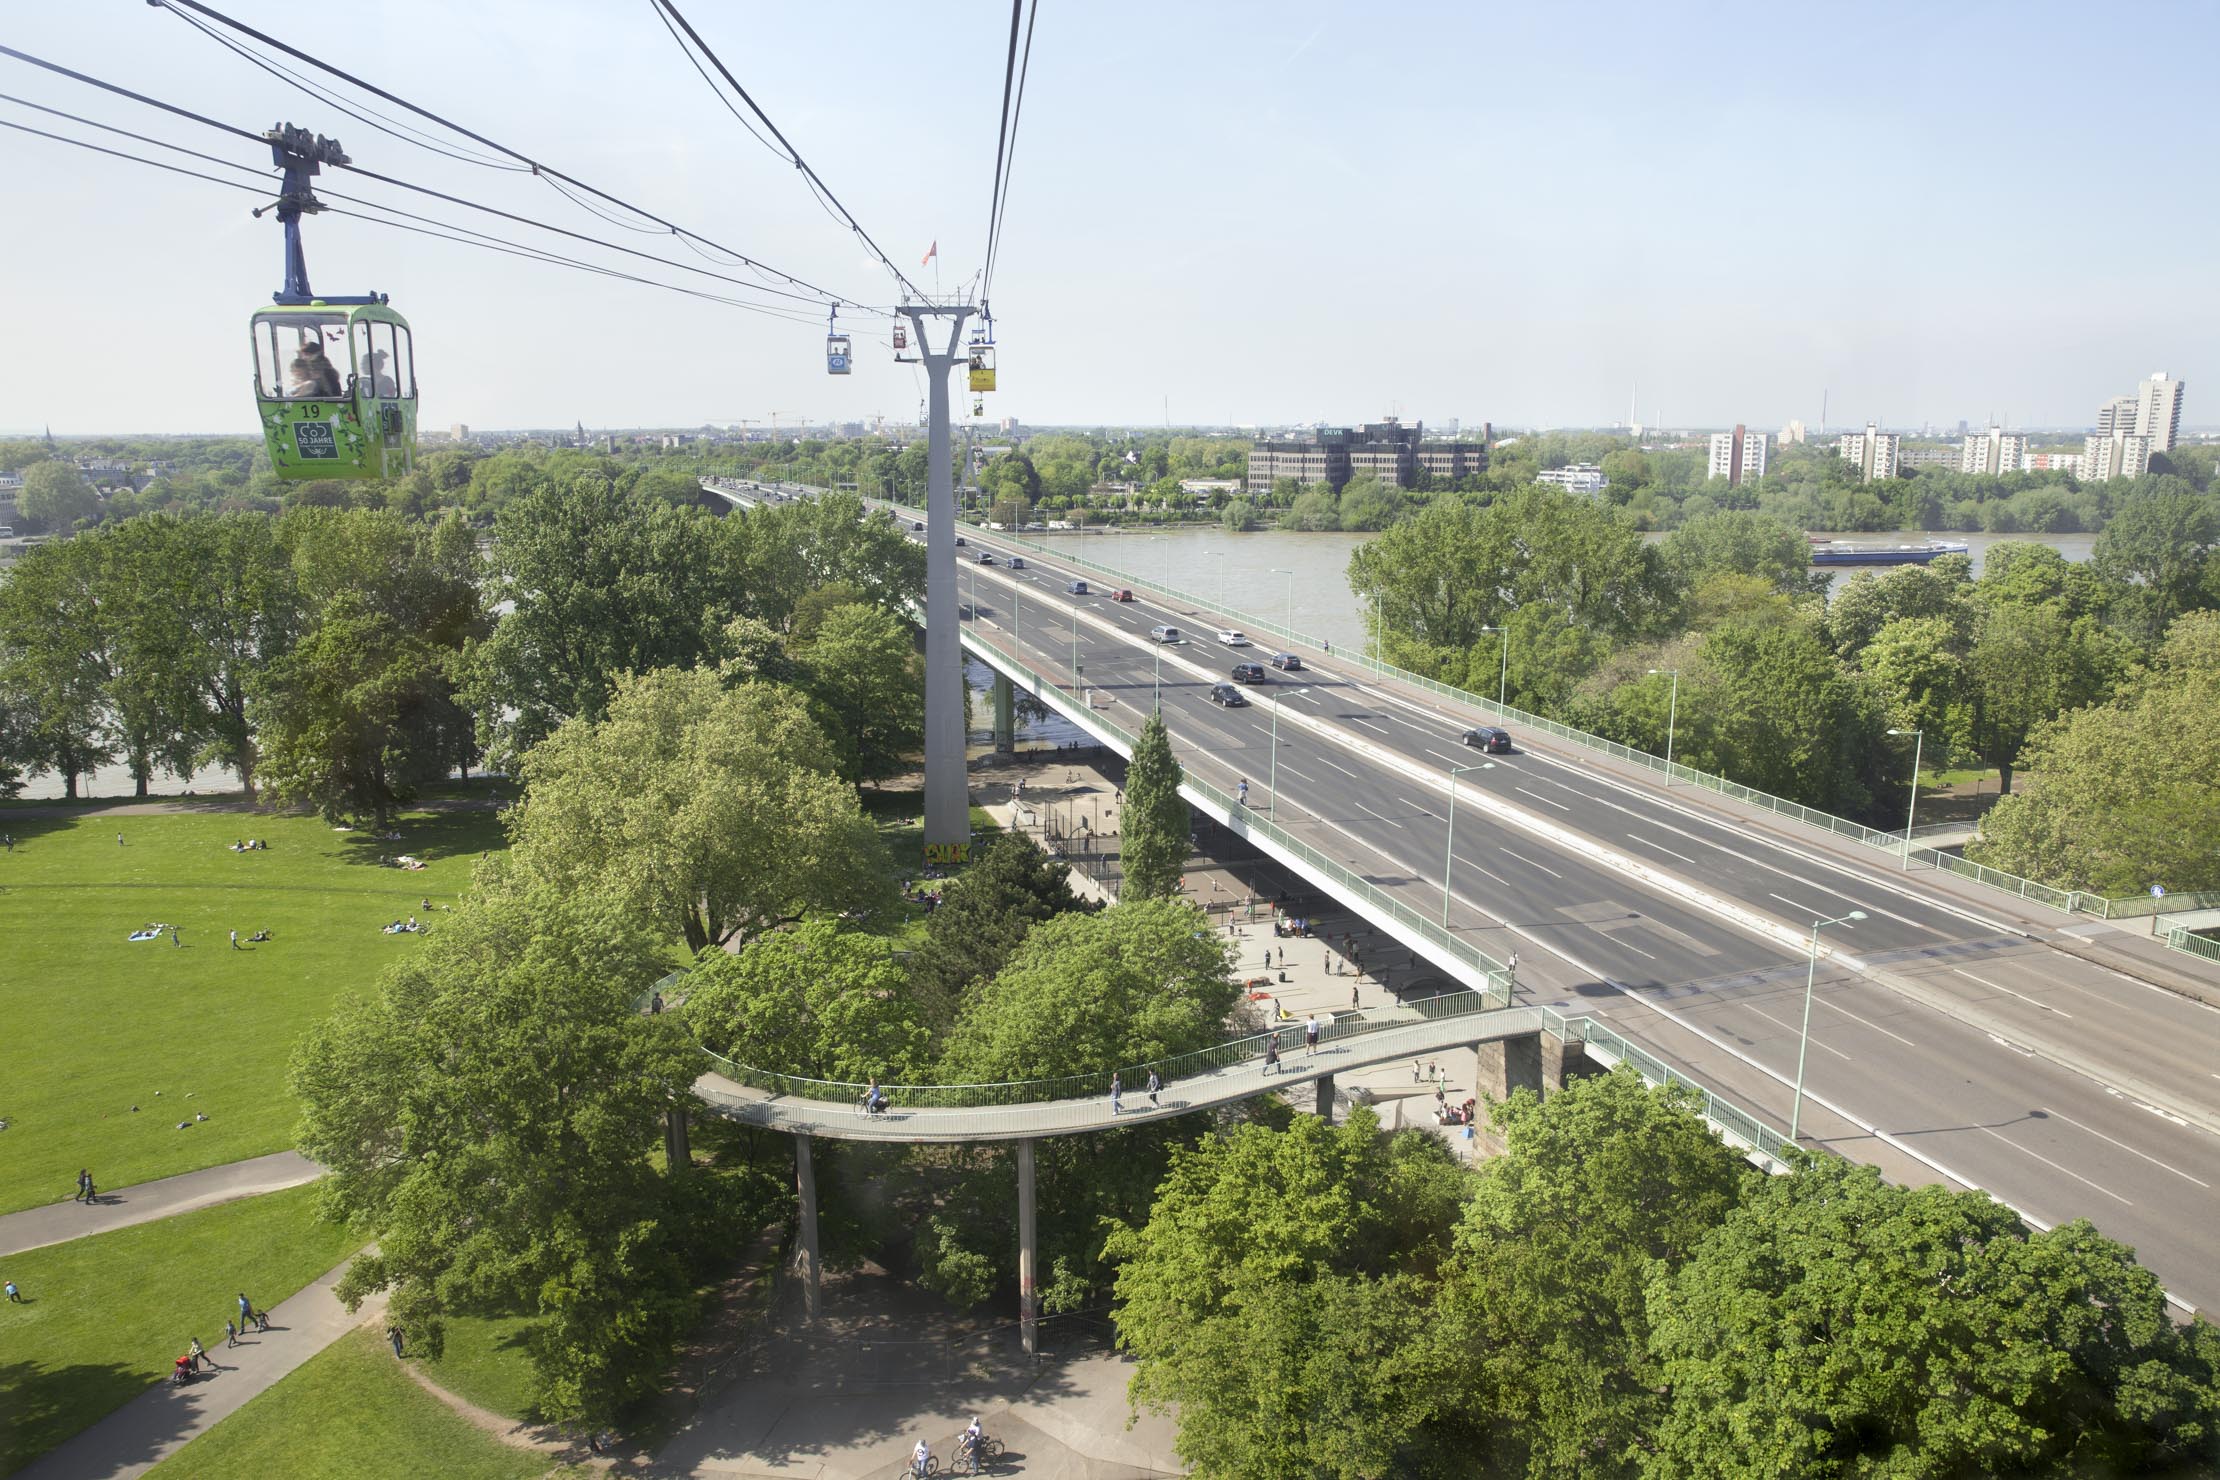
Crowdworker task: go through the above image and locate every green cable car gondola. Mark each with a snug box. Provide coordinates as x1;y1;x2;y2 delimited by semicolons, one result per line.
249;125;417;481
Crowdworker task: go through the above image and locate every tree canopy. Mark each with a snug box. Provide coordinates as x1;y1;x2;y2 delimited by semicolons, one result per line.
1119;710;1189;901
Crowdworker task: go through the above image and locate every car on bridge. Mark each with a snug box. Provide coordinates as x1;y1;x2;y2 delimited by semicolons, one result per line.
1149;624;1182;642
911;521;923;531
1009;556;1026;569
1111;588;1134;602
1208;682;1248;706
1230;661;1266;684
955;536;967;547
1067;579;1089;595
1268;651;1304;671
977;550;996;564
1461;725;1514;753
1214;629;1251;646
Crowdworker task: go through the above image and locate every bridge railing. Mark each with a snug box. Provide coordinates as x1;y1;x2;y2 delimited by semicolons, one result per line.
2163;926;2220;966
931;510;2120;922
2090;890;2220;921
700;986;1515;1109
961;627;1516;996
1542;1010;1793;1169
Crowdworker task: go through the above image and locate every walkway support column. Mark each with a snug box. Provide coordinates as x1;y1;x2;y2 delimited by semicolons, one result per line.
1016;1139;1038;1357
795;1133;821;1324
1314;1072;1336;1124
1474;1033;1544;1105
900;304;977;866
992;670;1016;753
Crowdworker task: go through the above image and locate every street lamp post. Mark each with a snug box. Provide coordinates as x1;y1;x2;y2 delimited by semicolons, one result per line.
1888;727;1924;867
1145;535;1170;593
1269;568;1295;638
1069;587;1081;690
1648;667;1681;781
1790;909;1866;1142
1268;687;1308;822
1443;762;1484;925
1480;625;1509;711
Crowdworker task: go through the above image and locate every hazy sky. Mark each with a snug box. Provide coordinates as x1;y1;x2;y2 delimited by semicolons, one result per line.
3;0;2214;435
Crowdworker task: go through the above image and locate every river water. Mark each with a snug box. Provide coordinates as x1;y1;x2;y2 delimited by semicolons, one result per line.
14;524;2098;800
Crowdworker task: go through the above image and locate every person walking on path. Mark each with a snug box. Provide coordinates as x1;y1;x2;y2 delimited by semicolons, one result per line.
1108;1071;1123;1116
229;929;238;950
77;1169;91;1204
1264;1036;1281;1074
389;1324;405;1359
188;1336;206;1372
1303;1015;1320;1055
224;1318;238;1349
1146;1069;1161;1107
1351;984;1360;1011
237;1292;254;1332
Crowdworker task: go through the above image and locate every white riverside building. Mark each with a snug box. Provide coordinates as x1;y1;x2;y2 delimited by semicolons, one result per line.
2083;430;2152;482
1706;425;1768;486
1535;462;1608;496
1960;426;2029;477
1836;423;1899;482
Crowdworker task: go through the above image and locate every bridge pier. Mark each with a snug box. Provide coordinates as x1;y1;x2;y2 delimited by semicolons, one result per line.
1474;1033;1545;1104
795;1133;822;1324
1313;1072;1335;1124
1016;1139;1038;1356
992;670;1016;753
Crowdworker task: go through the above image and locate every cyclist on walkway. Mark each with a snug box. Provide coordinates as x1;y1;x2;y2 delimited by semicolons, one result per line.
912;1437;933;1475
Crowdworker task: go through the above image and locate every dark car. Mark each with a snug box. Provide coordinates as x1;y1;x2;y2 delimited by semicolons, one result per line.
1462;725;1513;753
1009;556;1026;569
1268;651;1305;671
1208;683;1248;707
1230;661;1266;684
977;550;996;564
1068;579;1089;595
955;536;967;547
911;521;924;532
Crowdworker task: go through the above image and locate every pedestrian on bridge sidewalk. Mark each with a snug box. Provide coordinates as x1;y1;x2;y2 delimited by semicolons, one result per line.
1109;1072;1123;1116
1303;1016;1320;1055
1146;1070;1161;1107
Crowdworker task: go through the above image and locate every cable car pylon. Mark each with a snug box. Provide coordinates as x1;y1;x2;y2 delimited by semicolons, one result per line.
898;301;978;868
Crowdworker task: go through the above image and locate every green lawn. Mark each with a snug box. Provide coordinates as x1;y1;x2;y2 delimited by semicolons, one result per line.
0;1183;363;1477
0;799;503;1213
418;1311;542;1422
145;1327;575;1480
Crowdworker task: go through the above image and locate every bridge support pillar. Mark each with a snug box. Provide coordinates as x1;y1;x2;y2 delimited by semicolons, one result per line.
1016;1139;1039;1357
795;1133;821;1325
992;671;1016;753
1313;1072;1335;1124
1474;1033;1544;1106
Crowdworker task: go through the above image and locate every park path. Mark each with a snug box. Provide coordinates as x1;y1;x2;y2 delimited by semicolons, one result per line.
12;1248;386;1480
0;1152;322;1257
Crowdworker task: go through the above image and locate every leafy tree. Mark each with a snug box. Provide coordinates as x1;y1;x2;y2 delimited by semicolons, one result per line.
1334;471;1405;531
1106;1109;1471;1480
1438;1070;1753;1479
1858;613;1967;753
1971;611;2220;892
18;460;100;532
293;879;735;1429
1962;598;2126;794
1280;486;1340;531
795;600;924;784
88;518;209;795
1643;1157;2220;1478
1822;558;1970;658
681;918;930;1083
506;666;890;953
1120;710;1189;901
1659;509;1815;595
2093;482;2218;640
0;537;115;795
905;830;1086;1028
1495;600;1612;713
173;513;299;794
1678;619;1888;815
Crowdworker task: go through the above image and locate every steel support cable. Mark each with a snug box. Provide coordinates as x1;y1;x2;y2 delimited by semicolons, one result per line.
980;0;1022;304
0;112;830;326
0;46;878;317
646;0;927;301
981;0;1038;305
0;87;277;181
148;0;878;311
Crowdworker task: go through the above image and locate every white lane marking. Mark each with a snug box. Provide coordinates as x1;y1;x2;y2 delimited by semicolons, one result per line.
1498;847;1562;881
1515;786;1571;813
1278;765;1315;783
1424;749;1463;766
1316;755;1360;780
1952;967;2075;1021
1975;1125;2132;1206
1355;802;1405;831
1397;796;1436;819
2041;1106;2212;1189
1748;1004;1852;1059
1628;832;1699;865
1351;718;1391;735
1812;993;1918;1048
1602;934;1658;962
1283;690;1320;705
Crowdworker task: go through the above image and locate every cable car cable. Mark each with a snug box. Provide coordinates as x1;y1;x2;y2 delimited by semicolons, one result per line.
147;0;879;312
0;88;278;182
645;0;927;301
981;0;1022;301
0;45;881;317
981;0;1039;305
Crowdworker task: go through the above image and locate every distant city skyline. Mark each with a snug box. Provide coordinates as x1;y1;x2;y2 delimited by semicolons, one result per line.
3;1;2216;434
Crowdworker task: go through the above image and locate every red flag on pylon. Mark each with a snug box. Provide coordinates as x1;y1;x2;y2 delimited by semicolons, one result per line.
921;240;938;266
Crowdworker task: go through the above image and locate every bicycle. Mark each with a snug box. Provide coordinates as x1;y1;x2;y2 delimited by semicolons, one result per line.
949;1435;1003;1474
895;1458;939;1479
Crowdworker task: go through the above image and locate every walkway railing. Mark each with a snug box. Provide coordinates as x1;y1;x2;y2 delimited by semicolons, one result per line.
924;506;2160;925
1548;1011;1791;1168
2091;891;2220;921
701;982;1514;1109
2163;926;2220;967
960;628;1517;996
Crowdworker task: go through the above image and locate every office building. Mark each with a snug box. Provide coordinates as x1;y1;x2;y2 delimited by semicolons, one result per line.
1836;423;1899;482
1245;418;1486;494
2136;372;2185;452
2083;431;2151;482
1959;426;2029;477
1706;425;1768;486
1535;463;1608;496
